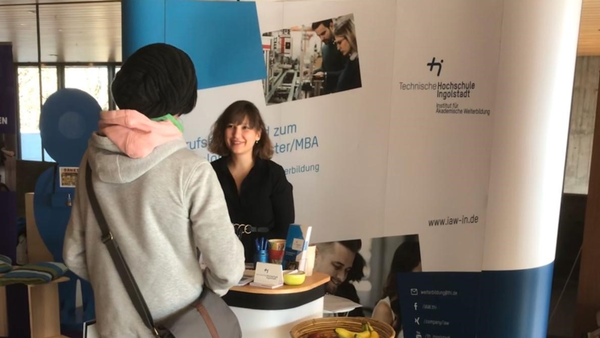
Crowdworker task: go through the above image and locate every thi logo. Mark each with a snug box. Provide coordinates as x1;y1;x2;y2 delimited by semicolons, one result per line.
427;57;444;76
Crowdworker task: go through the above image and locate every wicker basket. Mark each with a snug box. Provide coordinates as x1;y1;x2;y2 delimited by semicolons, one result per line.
289;317;395;338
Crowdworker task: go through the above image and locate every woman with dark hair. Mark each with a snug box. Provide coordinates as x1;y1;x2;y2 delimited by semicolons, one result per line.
372;240;421;337
208;100;294;262
63;43;245;337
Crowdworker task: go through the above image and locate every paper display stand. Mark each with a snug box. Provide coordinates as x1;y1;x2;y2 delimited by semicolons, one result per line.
282;225;312;271
251;262;284;288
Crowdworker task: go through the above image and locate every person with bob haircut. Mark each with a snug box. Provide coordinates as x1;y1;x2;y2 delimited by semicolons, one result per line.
208;100;295;262
63;43;245;337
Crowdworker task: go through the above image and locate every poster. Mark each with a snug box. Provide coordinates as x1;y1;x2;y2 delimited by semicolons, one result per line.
59;167;78;188
0;44;15;135
0;44;16;268
175;0;498;272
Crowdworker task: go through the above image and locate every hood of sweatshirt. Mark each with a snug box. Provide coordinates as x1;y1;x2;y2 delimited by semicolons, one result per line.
87;109;187;184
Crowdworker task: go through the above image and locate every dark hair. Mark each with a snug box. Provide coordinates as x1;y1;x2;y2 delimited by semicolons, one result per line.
382;239;421;333
311;19;333;31
346;252;366;282
316;239;362;258
339;239;362;254
208;100;273;160
111;43;198;119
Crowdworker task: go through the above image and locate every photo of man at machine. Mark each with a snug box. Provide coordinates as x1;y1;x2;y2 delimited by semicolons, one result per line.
262;14;362;106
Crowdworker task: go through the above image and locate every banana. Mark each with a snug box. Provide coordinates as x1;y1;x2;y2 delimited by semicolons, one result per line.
334;328;360;338
334;327;370;338
364;322;379;338
353;331;371;338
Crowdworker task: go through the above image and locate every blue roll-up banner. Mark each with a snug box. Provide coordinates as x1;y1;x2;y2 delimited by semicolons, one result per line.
118;0;582;337
0;44;15;135
0;43;16;259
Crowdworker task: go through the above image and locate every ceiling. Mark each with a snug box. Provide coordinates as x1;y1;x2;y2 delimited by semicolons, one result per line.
0;0;598;63
0;0;121;63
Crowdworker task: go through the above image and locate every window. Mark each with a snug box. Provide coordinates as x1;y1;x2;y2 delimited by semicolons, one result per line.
18;66;58;161
17;64;120;162
65;66;109;111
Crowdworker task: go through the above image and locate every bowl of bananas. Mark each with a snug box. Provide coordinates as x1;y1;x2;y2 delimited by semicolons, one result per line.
289;317;394;338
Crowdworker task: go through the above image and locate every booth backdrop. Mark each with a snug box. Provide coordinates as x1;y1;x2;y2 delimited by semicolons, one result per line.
120;0;583;337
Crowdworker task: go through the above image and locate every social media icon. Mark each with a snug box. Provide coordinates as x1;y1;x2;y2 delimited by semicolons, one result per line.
414;302;418;311
415;332;422;338
411;288;419;296
415;317;420;325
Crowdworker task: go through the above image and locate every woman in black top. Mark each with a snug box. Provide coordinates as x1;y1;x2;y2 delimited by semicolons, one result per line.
208;100;295;262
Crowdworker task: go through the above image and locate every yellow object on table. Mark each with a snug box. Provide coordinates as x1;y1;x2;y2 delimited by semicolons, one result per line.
284;270;306;286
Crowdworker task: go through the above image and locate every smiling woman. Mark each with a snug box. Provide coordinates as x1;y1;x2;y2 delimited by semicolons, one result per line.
208;100;295;263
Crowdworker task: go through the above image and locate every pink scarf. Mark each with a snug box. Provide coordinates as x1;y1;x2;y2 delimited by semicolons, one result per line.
98;110;182;159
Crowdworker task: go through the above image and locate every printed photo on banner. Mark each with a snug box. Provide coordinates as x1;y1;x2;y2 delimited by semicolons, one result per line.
313;234;421;337
262;14;362;106
59;167;78;188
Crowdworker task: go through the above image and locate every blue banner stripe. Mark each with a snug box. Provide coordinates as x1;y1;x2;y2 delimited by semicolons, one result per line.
121;0;166;60
396;263;554;338
165;1;266;90
479;262;554;338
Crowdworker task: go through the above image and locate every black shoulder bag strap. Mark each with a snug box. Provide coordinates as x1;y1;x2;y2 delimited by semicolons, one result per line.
85;162;162;337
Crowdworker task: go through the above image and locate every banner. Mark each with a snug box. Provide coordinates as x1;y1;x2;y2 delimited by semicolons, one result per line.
156;0;499;271
0;43;16;260
121;1;582;337
0;44;15;134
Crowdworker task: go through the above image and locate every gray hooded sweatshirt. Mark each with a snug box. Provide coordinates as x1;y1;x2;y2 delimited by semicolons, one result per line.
63;133;245;337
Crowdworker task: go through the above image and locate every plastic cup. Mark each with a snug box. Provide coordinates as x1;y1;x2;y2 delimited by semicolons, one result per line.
268;239;286;264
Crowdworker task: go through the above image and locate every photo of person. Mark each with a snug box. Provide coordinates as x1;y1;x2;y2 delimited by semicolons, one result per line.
314;240;361;295
372;238;421;338
313;234;421;337
261;14;362;105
